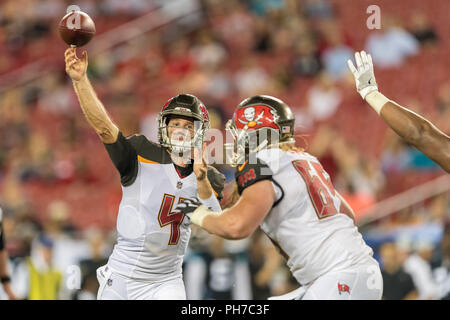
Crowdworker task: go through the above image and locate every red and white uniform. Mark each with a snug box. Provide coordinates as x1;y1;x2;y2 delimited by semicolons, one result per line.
97;132;223;300
236;148;383;299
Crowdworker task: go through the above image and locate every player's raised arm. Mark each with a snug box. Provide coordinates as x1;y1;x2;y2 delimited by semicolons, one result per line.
65;47;119;143
348;50;450;172
377;98;450;172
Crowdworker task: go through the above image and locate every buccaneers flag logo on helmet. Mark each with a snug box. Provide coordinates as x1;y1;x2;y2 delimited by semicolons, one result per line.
233;105;280;131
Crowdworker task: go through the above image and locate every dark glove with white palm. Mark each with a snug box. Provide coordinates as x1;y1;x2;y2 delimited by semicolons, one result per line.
347;50;378;99
175;197;210;227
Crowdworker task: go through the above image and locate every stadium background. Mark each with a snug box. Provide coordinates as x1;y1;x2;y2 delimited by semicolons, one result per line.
0;0;449;300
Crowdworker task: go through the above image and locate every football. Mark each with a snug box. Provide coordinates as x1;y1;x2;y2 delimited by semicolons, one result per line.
58;10;96;47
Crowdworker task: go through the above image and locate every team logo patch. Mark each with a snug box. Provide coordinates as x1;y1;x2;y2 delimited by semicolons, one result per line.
337;282;350;295
234;105;279;131
237;160;248;172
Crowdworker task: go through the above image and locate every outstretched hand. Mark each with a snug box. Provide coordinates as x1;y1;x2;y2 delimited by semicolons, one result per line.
347;50;378;99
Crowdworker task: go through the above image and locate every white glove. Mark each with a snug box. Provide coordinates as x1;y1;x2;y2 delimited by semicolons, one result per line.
347;51;378;99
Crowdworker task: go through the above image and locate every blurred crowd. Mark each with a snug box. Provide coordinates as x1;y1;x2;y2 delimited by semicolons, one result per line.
0;0;449;299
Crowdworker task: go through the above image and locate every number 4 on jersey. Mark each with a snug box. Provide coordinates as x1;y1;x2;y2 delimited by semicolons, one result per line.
157;194;187;245
292;159;339;219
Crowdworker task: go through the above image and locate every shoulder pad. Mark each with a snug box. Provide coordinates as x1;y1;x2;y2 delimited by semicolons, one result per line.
126;134;172;164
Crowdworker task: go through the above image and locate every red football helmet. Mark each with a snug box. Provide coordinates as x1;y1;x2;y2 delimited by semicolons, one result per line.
225;95;295;166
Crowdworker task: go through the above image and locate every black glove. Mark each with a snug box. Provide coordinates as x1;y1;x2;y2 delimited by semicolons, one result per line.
207;166;226;201
173;197;202;226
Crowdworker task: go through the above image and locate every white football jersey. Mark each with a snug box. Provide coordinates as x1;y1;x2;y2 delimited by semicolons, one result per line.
105;133;223;282
239;148;374;286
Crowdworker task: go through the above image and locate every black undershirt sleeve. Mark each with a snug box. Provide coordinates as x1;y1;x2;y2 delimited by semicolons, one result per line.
235;158;273;195
103;132;139;187
234;158;284;207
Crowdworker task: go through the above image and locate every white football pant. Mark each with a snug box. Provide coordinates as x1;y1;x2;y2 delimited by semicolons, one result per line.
270;257;383;300
96;265;186;300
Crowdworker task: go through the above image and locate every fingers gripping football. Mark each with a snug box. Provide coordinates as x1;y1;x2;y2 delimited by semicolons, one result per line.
65;48;88;81
347;50;378;99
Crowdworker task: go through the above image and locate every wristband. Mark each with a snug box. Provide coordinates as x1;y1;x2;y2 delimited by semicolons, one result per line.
365;91;390;115
190;205;219;227
1;276;11;284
